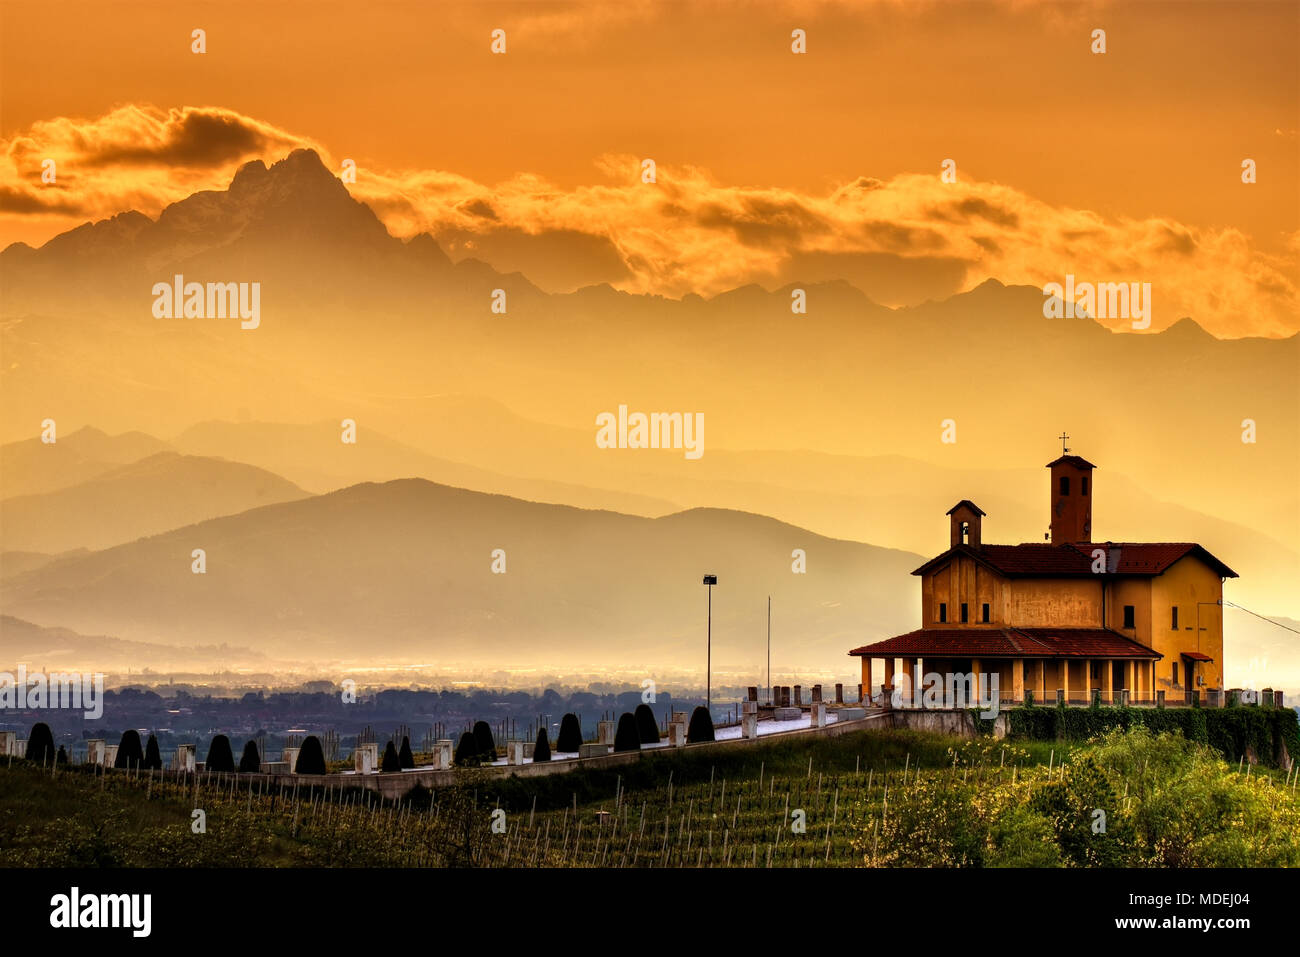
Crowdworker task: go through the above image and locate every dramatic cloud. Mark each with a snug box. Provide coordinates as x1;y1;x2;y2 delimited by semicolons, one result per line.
1;105;318;220
3;106;1296;338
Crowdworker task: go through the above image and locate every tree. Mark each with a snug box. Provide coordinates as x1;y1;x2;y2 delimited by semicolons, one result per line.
399;735;415;769
295;735;327;774
25;723;54;764
238;740;261;773
472;721;496;762
614;712;641;752
381;740;401;772
556;713;582;752
533;728;551;763
454;731;480;767
687;706;715;743
115;729;144;769
205;734;235;772
144;735;163;770
634;704;659;744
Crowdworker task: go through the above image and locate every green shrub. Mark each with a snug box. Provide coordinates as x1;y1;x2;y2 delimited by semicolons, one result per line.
533;729;551;763
399;736;415;769
473;721;496;761
114;730;144;769
238;740;260;773
556;714;582;752
454;731;480;767
24;723;54;765
614;713;641;752
205;735;235;773
634;704;659;744
295;736;327;774
144;735;163;770
686;707;714;744
381;741;401;773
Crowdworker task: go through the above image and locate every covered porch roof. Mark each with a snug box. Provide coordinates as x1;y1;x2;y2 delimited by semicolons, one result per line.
848;627;1163;660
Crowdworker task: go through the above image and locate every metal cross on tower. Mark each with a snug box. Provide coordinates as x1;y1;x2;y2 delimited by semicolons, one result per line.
1058;431;1070;455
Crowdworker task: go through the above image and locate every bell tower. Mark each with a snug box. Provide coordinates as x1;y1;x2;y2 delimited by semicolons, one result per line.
1047;434;1095;544
947;500;985;549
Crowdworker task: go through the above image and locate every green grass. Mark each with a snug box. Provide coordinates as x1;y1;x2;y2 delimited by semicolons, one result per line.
2;727;1294;868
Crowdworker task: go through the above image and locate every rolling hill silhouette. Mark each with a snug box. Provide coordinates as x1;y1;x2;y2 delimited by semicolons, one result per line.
0;479;921;670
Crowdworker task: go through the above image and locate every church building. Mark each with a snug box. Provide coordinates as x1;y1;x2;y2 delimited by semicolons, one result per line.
849;448;1237;706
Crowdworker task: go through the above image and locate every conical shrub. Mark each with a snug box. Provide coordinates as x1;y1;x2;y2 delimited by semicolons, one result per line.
614;712;641;752
533;728;551;763
634;703;659;744
115;729;144;769
454;731;480;766
144;735;163;770
238;740;261;773
472;721;496;762
205;734;236;772
25;723;54;764
399;735;415;769
295;735;327;774
687;706;715;743
56;745;69;765
381;740;401;772
556;713;582;752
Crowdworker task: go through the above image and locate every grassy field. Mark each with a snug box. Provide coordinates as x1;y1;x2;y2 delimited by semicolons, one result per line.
2;727;1296;867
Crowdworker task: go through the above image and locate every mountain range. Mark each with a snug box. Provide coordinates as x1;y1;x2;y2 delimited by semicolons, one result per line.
0;148;1295;681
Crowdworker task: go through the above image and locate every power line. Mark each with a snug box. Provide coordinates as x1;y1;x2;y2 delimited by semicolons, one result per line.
1222;600;1300;636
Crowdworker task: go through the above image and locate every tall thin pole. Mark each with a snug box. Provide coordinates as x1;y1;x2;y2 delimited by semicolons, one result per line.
767;596;771;705
707;583;712;710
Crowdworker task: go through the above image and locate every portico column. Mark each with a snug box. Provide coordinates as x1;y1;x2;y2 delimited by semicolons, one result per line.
883;658;895;699
1062;659;1070;703
1083;658;1092;704
1103;658;1113;704
861;657;873;703
901;658;916;708
1012;658;1025;704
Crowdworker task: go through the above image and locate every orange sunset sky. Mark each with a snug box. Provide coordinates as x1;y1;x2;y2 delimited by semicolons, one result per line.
2;0;1298;336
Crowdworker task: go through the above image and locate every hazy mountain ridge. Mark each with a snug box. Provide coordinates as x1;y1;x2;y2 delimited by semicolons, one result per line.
0;478;923;671
0;614;267;673
0;449;309;552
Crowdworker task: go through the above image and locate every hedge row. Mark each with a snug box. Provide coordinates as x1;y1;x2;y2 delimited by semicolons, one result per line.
1006;704;1299;766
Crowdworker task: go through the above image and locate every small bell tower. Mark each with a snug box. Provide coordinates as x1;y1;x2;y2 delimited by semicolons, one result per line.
947;500;985;549
1047;433;1095;544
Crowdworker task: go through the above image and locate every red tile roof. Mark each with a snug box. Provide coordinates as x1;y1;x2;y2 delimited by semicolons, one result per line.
1180;651;1213;662
913;542;1237;579
848;627;1162;660
1046;454;1097;469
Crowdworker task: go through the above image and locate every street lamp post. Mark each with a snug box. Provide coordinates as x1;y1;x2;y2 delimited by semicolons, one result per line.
703;575;718;711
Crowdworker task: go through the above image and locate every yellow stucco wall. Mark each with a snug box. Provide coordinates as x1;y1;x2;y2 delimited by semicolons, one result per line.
1148;556;1225;692
921;556;1003;625
1007;578;1103;627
